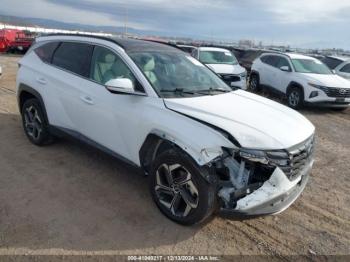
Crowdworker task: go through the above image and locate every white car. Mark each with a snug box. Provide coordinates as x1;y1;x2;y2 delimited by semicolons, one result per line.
17;35;315;225
192;47;247;90
250;53;350;110
334;59;350;80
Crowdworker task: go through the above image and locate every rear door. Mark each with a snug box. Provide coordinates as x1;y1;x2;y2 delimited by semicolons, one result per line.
47;41;94;130
259;55;278;86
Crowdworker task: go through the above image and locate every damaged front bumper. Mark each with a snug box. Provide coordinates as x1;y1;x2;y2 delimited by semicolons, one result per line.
220;159;313;218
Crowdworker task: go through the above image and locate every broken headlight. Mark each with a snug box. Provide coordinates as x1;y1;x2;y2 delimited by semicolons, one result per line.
239;149;289;166
239;149;269;164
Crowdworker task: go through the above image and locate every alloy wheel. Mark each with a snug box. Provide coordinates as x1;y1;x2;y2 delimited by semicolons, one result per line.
155;163;199;218
289;90;300;107
23;105;43;140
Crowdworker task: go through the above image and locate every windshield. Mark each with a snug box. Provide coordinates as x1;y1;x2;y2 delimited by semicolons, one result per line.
129;51;231;98
199;50;238;65
291;59;332;74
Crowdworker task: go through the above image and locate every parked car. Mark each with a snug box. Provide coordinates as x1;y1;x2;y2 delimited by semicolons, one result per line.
0;29;34;54
17;35;315;225
177;45;197;54
334;59;350;80
250;53;350;110
236;49;276;74
321;56;349;70
192;47;247;90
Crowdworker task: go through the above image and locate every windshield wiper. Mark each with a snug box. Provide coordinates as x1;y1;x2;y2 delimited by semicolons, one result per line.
194;88;231;94
159;88;196;95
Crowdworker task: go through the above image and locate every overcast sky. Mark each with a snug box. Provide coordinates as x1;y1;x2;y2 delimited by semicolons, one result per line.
1;0;349;49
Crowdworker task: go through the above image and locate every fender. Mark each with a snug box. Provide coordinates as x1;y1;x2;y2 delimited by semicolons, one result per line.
17;83;49;124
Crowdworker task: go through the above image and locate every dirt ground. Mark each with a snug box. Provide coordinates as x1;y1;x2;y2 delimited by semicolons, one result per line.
0;54;349;257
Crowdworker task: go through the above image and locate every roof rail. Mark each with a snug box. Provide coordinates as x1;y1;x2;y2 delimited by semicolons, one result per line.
36;33;127;49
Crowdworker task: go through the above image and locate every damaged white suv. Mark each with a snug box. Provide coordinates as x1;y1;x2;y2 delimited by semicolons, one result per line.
16;35;315;225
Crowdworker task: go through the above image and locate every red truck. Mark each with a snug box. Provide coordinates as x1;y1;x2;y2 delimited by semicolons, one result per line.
0;29;34;54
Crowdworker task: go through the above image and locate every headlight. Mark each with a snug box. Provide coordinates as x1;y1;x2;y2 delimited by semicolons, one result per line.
308;83;324;89
239;149;268;164
239;149;290;166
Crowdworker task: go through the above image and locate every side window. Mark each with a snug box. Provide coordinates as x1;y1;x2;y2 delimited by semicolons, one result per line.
52;42;94;78
191;49;198;58
261;55;278;67
340;63;350;73
90;46;144;92
275;57;290;69
34;42;59;63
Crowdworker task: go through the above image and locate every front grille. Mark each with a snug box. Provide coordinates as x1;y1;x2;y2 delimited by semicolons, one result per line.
220;74;241;83
318;86;350;98
267;136;315;181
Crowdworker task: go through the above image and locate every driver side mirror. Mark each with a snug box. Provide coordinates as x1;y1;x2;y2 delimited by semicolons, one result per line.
105;78;135;94
280;66;291;72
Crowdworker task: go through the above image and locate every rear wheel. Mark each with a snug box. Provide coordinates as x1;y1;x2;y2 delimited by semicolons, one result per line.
149;149;217;225
287;87;304;109
249;74;260;92
21;98;54;146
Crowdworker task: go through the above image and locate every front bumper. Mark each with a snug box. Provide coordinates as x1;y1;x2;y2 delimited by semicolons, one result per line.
230;78;247;90
220;159;313;218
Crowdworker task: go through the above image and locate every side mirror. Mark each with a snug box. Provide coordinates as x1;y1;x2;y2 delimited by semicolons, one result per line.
280;66;290;72
105;78;134;94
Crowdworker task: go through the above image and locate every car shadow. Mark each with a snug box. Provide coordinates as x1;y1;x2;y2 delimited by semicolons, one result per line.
0;112;203;252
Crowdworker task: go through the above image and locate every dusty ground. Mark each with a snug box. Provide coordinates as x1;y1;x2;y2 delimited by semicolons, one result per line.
0;54;349;257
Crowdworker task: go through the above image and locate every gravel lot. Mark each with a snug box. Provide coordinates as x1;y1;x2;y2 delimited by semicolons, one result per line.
0;54;349;256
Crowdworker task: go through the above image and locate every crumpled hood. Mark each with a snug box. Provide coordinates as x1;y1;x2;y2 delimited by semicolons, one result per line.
164;90;315;150
303;73;350;88
206;64;246;75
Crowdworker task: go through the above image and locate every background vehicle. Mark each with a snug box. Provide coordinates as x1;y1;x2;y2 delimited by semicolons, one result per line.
250;53;350;110
192;47;247;90
0;29;34;54
321;56;349;70
334;59;350;80
17;35;315;225
177;45;197;54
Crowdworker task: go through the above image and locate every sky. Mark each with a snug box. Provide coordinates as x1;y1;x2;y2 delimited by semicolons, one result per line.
0;0;349;49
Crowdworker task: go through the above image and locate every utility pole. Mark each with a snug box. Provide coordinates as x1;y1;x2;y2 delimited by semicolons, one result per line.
124;5;128;37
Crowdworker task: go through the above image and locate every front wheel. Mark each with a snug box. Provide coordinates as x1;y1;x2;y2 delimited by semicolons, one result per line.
249;74;260;92
149;149;217;225
287;87;304;109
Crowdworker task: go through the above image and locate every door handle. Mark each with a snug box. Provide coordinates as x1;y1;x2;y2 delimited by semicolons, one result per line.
36;77;47;85
80;95;94;105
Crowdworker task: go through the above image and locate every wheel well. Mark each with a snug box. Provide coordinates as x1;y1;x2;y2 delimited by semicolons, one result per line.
139;134;181;174
250;71;259;80
19;91;36;111
287;82;304;96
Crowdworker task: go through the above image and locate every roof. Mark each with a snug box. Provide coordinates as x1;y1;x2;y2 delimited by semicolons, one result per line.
198;47;231;52
325;56;349;62
36;34;182;53
261;52;319;60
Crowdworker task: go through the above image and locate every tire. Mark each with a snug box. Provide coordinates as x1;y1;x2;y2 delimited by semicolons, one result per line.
21;98;54;146
149;148;217;225
249;73;260;92
287;87;304;110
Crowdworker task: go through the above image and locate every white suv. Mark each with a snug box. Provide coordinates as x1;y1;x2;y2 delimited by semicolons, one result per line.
250;53;350;110
17;35;315;225
192;47;247;90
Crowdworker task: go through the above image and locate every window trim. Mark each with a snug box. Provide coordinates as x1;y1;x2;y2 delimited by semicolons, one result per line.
35;40;148;96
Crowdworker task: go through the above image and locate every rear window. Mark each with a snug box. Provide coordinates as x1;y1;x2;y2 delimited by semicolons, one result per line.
52;42;94;78
34;42;59;63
